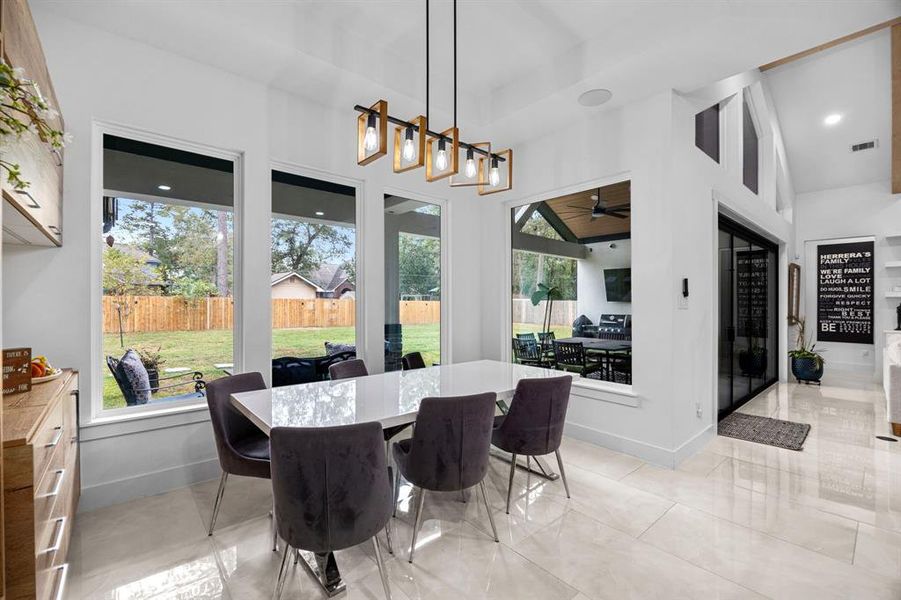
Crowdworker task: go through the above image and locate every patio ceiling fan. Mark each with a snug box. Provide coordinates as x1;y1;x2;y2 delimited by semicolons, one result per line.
562;187;631;220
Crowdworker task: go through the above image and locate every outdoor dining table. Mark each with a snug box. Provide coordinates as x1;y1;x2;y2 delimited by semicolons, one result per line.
555;337;632;381
229;359;576;596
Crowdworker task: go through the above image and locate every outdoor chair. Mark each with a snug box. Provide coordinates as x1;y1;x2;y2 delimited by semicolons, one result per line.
401;352;427;370
107;350;205;406
537;331;556;363
512;338;552;368
515;332;537;342
552;340;602;377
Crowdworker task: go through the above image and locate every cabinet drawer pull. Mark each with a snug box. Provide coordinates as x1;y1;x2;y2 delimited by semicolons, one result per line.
46;426;63;448
43;517;66;554
52;563;69;600
39;468;66;498
50;147;63;166
15;189;40;209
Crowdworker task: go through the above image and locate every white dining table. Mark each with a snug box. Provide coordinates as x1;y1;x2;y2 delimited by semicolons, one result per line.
229;359;577;596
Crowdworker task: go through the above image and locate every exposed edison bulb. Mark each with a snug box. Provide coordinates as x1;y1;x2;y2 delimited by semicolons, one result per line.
435;138;449;171
363;113;378;152
464;148;476;178
489;157;500;187
402;126;416;161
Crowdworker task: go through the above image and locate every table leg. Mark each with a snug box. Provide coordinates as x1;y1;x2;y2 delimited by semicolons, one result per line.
297;550;346;597
490;449;559;481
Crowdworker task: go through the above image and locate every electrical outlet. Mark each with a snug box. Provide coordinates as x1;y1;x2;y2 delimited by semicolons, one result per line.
695;402;702;418
863;349;870;357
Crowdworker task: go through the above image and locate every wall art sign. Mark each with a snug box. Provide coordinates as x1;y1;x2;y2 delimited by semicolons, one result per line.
817;240;873;344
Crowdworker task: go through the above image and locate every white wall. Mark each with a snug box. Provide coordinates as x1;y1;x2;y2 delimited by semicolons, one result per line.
3;10;484;511
577;240;632;320
481;78;793;468
795;180;900;379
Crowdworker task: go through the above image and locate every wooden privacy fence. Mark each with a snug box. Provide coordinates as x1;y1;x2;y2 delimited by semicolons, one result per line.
511;299;578;327
103;296;442;333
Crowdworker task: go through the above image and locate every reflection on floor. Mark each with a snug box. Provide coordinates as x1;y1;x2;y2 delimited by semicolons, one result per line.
68;370;901;599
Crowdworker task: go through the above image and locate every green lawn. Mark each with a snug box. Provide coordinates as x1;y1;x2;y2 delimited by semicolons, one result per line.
102;324;442;409
103;322;568;409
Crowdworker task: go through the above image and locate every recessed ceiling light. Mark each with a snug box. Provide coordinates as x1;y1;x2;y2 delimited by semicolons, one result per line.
578;89;613;107
823;113;842;126
157;184;172;191
315;211;325;216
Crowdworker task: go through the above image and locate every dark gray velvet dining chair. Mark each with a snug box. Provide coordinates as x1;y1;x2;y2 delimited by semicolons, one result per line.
491;375;573;513
270;422;394;600
328;358;368;380
205;372;275;547
401;351;426;370
392;392;499;563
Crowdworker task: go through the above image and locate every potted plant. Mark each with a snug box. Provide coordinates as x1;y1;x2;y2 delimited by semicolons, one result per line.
530;282;563;336
788;318;824;384
739;338;768;377
137;346;166;393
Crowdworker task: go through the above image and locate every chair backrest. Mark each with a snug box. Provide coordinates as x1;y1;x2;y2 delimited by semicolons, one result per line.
206;372;268;476
553;340;586;367
516;332;537;341
271;356;318;387
328;358;368;380
496;376;572;455
403;392;497;491
270;422;393;553
512;338;542;363
401;351;426;370
537;331;556;351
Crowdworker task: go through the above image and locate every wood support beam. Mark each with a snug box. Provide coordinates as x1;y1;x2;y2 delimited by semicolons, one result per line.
893;23;901;194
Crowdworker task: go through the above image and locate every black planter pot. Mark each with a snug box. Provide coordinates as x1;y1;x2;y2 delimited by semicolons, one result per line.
738;349;768;377
791;356;823;384
147;367;160;393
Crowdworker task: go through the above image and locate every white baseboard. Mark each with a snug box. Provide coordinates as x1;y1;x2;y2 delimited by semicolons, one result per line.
564;421;677;468
78;457;221;513
672;424;715;466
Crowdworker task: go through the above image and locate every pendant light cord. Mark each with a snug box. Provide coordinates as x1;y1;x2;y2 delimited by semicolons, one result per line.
425;0;430;127
453;0;457;130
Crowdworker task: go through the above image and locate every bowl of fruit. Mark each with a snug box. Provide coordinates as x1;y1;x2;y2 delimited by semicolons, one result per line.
31;356;62;383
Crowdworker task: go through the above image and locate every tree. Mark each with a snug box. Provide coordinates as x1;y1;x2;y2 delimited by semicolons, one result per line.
271;218;353;275
398;233;440;297
102;247;156;347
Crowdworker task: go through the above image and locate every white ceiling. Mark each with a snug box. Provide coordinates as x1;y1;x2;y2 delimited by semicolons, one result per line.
765;29;892;195
33;0;900;147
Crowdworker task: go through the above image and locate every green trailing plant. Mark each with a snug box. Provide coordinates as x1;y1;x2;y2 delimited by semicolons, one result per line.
0;60;69;190
530;282;563;335
788;317;824;367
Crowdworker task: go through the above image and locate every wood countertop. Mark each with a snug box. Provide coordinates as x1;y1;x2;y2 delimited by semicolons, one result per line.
3;368;76;448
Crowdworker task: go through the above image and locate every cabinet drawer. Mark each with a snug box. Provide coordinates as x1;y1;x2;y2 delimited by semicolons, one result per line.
31;397;65;489
34;451;75;593
33;445;66;528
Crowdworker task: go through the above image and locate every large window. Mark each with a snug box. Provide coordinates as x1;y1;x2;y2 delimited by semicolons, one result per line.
510;181;632;385
270;171;357;363
101;135;234;410
384;195;442;370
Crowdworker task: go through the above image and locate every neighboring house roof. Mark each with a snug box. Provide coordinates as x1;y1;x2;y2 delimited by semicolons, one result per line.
105;244;166;287
271;265;354;293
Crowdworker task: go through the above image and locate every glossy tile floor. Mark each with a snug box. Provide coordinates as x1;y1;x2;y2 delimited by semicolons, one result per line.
68;370;901;599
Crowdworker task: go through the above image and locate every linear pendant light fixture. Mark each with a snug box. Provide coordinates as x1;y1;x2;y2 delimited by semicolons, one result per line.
354;0;512;195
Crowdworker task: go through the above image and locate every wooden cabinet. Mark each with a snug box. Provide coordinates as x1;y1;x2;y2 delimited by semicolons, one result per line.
0;0;64;247
3;370;78;600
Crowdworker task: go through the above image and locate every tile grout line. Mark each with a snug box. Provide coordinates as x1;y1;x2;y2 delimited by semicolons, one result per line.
851;521;860;565
635;501;676;540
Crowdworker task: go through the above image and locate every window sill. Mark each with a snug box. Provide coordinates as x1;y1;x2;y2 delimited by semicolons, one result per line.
571;378;639;407
81;399;211;441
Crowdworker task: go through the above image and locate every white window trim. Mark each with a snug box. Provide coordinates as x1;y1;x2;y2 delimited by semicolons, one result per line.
502;171;636;399
382;185;451;367
270;160;367;366
88;120;244;426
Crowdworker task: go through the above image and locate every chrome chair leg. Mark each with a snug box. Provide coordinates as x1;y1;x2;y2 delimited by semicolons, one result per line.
408;488;426;564
392;467;401;518
555;449;571;498
208;471;228;536
479;480;499;542
384;518;394;555
272;499;279;552
505;453;517;514
273;543;290;600
460;489;467;503
372;536;393;599
526;455;531;475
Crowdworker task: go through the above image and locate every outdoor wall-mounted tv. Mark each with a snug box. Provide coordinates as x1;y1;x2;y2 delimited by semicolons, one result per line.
604;268;632;302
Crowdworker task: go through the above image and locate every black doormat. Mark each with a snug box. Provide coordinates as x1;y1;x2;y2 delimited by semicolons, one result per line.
718;413;811;451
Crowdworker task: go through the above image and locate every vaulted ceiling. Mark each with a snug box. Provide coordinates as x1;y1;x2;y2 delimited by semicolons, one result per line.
33;1;898;147
545;181;631;241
